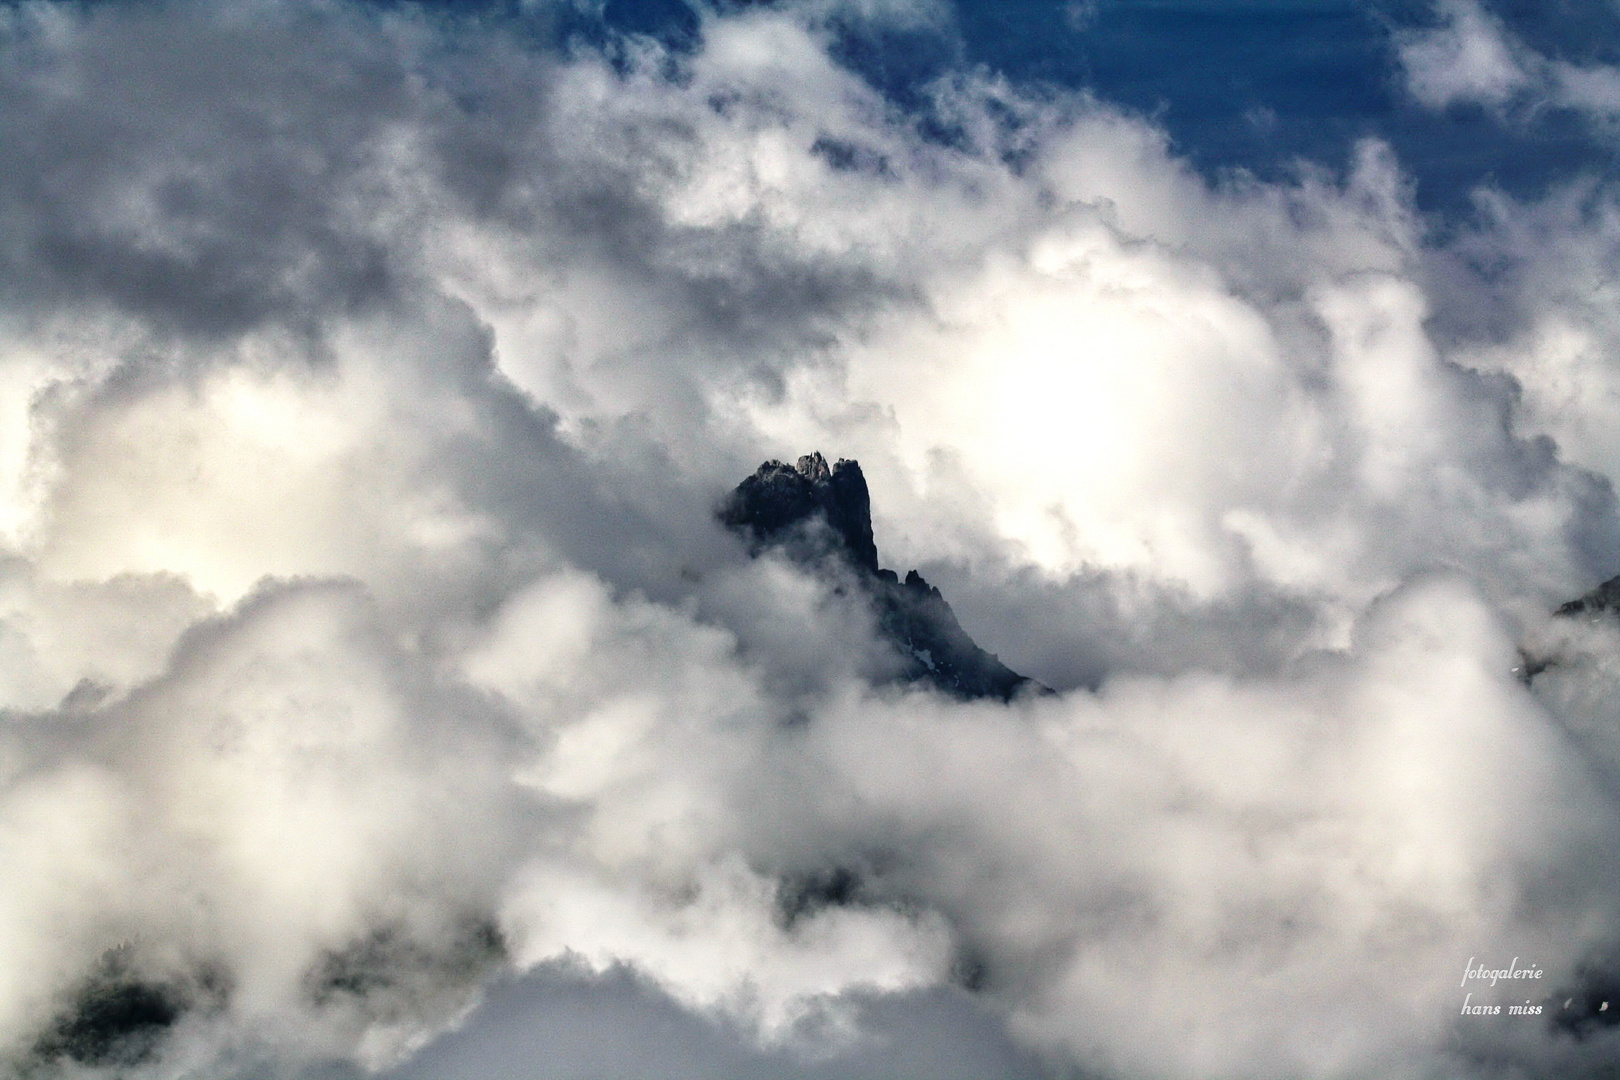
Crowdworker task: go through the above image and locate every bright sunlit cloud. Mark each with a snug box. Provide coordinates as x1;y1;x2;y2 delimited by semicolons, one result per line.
3;1;1620;1078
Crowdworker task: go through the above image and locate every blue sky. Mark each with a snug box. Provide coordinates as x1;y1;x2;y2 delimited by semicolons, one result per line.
545;0;1620;215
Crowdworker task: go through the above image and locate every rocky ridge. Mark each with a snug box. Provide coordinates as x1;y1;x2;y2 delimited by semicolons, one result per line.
1519;572;1620;684
719;452;1033;702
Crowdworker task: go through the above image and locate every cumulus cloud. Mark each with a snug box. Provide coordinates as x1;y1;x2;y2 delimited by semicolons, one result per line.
2;1;1620;1078
1395;0;1531;110
1396;0;1620;130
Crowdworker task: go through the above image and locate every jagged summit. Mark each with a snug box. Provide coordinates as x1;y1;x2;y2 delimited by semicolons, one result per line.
1557;574;1620;618
719;452;1032;701
1518;571;1620;683
718;453;878;573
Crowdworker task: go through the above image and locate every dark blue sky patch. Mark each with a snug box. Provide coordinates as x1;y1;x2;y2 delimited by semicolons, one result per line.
360;0;1620;218
1475;0;1620;68
957;2;1390;180
947;0;1620;214
603;0;702;47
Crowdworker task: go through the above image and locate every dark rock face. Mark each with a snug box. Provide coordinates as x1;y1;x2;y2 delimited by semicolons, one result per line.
873;567;1030;701
1557;574;1620;618
718;453;878;573
720;452;1033;701
33;978;181;1067
306;918;505;1009
26;950;230;1072
1517;572;1620;684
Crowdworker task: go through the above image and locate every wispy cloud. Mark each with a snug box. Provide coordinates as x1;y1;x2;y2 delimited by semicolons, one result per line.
1397;0;1620;128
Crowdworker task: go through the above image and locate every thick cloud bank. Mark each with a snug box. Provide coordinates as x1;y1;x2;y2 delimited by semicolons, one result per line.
4;1;1620;1077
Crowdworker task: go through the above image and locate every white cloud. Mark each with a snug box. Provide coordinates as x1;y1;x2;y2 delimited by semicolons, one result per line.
1395;0;1532;110
1397;0;1620;130
1;2;1619;1078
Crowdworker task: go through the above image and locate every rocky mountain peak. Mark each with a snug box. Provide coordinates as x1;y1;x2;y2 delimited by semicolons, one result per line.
1556;574;1620;618
717;452;878;573
795;451;831;483
719;452;1034;701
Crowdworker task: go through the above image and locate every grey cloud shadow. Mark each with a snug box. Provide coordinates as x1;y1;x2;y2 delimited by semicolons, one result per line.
324;963;1055;1080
